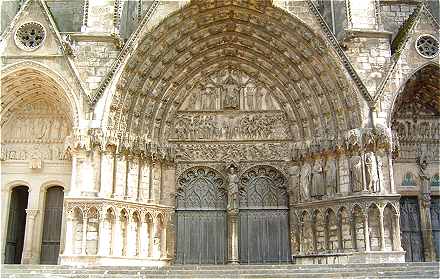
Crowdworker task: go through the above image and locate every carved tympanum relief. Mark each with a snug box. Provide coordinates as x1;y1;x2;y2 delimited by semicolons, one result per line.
170;68;291;142
180;68;280;112
1;100;71;161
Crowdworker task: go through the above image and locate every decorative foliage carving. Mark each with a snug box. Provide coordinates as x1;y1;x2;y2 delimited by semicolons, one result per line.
239;165;287;208
176;167;226;209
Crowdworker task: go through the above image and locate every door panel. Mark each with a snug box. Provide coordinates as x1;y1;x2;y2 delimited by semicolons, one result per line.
175;167;227;264
4;186;29;264
176;210;226;264
239;166;291;264
239;209;290;264
400;197;424;262
430;197;440;260
40;186;64;264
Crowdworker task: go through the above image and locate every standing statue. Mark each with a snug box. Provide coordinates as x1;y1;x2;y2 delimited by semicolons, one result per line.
325;158;337;196
417;154;431;207
311;160;324;198
350;156;363;192
300;163;311;201
227;165;240;210
365;152;379;192
288;165;301;203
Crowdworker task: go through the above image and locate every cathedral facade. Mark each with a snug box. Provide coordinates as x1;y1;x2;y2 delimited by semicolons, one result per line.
0;0;439;267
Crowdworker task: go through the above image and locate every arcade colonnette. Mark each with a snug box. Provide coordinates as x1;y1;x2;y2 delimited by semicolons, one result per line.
1;0;439;267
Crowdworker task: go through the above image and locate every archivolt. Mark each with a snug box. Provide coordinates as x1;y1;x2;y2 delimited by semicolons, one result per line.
1;61;81;127
107;0;362;143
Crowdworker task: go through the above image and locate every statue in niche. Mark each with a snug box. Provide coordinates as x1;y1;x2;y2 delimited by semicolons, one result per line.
311;160;324;198
264;90;274;110
245;85;255;110
325;159;337;196
300;163;311;201
223;75;240;110
227;164;240;211
365;152;379;192
204;86;216;110
255;83;265;110
350;156;363;192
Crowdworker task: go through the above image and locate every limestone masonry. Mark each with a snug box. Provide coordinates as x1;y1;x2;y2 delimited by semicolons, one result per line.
0;0;439;267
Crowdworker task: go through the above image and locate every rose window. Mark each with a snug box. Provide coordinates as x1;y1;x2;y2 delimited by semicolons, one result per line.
15;22;46;51
415;35;439;59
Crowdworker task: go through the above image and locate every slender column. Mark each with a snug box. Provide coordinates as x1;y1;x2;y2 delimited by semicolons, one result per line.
152;219;161;258
379;209;386;251
81;213;88;255
127;216;136;256
64;215;74;255
100;146;115;198
98;213;107;256
70;152;80;196
363;214;371;252
140;219;149;257
336;214;343;252
112;214;122;256
160;221;167;258
227;211;239;263
393;213;403;251
21;209;39;264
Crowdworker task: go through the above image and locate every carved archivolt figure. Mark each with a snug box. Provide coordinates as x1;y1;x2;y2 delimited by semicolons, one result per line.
227;165;240;210
300;163;311;201
365;152;379;192
350;156;363;192
311;160;324;197
325;159;337;196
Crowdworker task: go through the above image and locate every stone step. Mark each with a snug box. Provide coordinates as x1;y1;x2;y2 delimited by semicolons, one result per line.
3;267;438;274
2;263;438;279
2;262;437;270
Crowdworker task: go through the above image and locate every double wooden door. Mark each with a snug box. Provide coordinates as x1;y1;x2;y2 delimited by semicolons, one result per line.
430;197;440;260
400;197;424;262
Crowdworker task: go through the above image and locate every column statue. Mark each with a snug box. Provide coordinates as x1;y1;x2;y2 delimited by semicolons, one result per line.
227;165;239;211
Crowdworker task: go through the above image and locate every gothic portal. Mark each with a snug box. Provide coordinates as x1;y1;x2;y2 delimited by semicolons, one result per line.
1;0;439;267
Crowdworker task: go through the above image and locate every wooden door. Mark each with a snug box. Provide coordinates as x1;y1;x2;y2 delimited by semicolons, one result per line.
4;186;29;264
40;186;64;264
400;197;424;262
430;197;440;261
175;167;227;264
239;166;291;264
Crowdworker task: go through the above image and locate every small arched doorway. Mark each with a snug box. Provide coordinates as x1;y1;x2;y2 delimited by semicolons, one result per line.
175;167;227;264
4;186;29;264
40;186;64;264
239;166;291;263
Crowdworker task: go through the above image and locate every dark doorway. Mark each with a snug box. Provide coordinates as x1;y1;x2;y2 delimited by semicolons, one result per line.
400;197;424;262
239;166;291;264
175;167;227;264
40;186;64;264
4;186;29;264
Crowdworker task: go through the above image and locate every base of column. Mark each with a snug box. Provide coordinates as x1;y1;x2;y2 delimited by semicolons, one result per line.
293;251;405;265
59;255;171;267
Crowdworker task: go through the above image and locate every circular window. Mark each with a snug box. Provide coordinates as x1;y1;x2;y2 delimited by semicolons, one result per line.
14;22;46;51
415;34;439;59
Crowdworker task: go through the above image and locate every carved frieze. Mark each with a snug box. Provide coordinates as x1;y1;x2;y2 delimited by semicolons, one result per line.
174;142;292;162
170;112;291;141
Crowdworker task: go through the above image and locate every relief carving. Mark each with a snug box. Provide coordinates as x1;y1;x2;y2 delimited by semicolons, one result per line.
171;113;291;141
350;156;363;192
180;68;279;112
